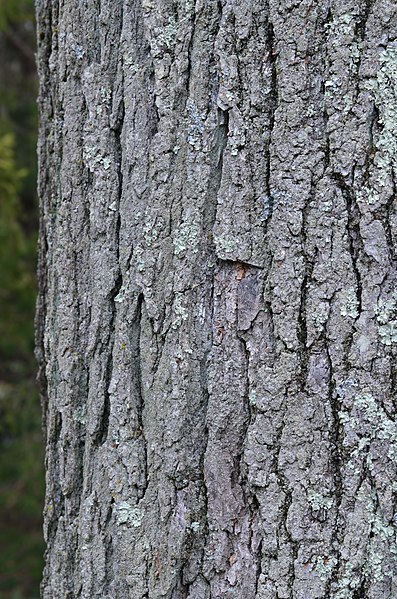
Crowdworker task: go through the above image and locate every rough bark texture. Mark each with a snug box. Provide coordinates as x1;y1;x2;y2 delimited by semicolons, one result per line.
36;1;397;597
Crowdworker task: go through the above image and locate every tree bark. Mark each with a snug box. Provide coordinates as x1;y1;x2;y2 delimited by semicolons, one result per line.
36;1;397;597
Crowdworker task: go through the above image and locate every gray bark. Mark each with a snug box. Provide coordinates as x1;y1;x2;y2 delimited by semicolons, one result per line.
36;0;397;597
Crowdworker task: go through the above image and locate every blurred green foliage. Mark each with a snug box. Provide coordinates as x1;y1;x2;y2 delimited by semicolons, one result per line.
0;1;34;30
0;1;44;598
0;134;34;366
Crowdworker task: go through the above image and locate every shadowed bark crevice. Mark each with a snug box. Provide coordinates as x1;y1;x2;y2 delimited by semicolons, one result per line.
332;173;363;318
264;16;278;229
97;273;122;447
324;341;343;597
297;182;316;391
134;293;148;499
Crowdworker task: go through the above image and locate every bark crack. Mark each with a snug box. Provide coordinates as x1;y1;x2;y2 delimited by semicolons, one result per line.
332;174;363;319
297;180;316;390
324;340;343;597
264;15;279;218
98;272;122;446
135;293;148;500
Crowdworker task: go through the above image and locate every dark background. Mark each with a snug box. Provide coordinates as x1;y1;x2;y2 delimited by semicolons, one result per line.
0;1;44;597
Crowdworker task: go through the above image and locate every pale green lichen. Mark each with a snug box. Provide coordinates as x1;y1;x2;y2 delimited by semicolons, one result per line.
114;284;128;303
375;295;397;321
173;210;201;256
324;12;360;116
143;216;160;246
320;199;333;212
358;44;397;208
115;501;144;527
190;521;200;532
323;76;342;101
339;391;397;473
372;45;397;186
135;247;145;273
378;322;397;346
334;562;362;599
315;555;338;582
73;406;87;425
249;390;257;407
340;287;359;319
356;488;397;584
124;54;140;73
214;233;238;256
95;87;111;116
184;0;195;12
151;17;177;57
308;489;334;512
311;302;329;326
305;104;316;118
325;12;355;37
172;293;189;328
375;292;397;345
83;145;112;172
356;188;378;206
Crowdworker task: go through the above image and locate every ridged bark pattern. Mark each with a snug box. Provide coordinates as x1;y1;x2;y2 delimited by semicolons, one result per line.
36;0;397;597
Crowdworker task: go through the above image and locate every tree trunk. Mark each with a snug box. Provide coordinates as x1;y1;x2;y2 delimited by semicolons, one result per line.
36;1;397;597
